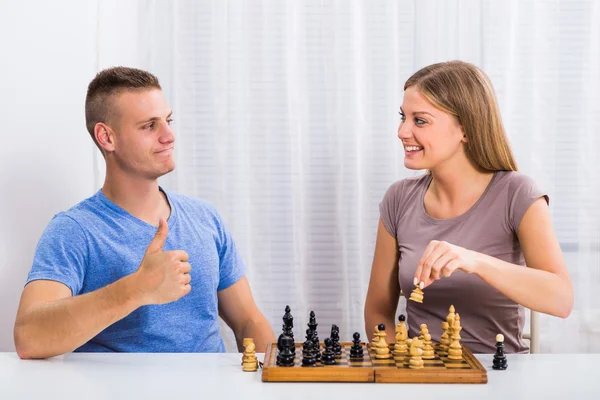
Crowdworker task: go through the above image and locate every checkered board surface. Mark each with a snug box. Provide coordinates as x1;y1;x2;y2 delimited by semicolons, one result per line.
261;342;488;383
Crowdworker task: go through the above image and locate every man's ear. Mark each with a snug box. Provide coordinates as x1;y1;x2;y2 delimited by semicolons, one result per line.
94;123;116;153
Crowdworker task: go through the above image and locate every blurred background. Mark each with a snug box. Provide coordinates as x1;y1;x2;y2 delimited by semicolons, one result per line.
0;0;598;353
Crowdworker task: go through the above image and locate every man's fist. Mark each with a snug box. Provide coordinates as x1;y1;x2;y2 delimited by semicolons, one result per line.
134;218;191;305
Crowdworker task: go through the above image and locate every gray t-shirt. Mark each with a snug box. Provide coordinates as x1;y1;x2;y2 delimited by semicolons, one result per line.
379;170;547;354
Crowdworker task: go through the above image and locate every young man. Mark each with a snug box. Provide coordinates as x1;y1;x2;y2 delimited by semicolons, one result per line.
14;67;275;358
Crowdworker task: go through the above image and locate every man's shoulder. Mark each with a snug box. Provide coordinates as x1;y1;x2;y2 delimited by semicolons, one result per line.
165;190;225;224
47;191;105;231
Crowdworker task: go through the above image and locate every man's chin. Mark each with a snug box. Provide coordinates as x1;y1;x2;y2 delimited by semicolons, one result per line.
151;164;175;180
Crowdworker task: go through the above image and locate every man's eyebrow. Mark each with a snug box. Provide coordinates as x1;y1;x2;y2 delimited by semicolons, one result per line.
136;111;173;125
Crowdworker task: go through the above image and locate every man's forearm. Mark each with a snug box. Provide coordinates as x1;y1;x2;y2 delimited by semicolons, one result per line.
238;316;276;353
15;274;143;359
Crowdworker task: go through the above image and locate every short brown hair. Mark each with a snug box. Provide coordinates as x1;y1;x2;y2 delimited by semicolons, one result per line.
405;61;517;171
85;66;161;149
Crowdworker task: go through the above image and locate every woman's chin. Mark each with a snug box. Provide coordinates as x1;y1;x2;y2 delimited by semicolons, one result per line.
403;160;426;171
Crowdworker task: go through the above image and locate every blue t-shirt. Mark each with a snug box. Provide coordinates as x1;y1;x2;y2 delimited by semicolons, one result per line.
26;188;246;353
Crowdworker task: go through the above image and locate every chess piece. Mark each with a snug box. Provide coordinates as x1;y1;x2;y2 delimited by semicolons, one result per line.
308;311;319;342
374;323;392;359
242;338;253;365
242;340;259;372
409;284;424;303
393;314;409;355
438;321;451;356
306;326;321;362
278;305;294;352
408;338;424;369
350;332;364;359
419;323;429;341
276;336;296;367
330;324;342;355
492;334;508;370
371;324;381;348
301;339;317;367
447;313;463;360
422;333;435;359
321;338;336;365
446;305;456;327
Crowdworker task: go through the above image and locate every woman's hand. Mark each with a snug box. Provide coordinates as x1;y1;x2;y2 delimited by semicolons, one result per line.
414;240;479;289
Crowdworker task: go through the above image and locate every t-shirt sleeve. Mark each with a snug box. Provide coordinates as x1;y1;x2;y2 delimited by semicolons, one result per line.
508;173;549;233
212;209;246;291
26;214;88;295
379;180;404;237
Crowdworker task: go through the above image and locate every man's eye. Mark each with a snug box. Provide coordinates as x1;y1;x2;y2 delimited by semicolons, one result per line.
145;122;155;130
167;119;174;125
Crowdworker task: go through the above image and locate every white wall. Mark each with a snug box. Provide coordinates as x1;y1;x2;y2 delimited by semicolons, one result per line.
0;0;98;351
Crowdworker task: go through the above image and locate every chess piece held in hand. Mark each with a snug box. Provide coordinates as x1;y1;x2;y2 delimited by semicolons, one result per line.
242;339;259;372
409;280;424;303
492;334;508;370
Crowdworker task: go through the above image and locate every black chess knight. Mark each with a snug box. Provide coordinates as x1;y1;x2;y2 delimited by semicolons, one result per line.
492;334;508;370
330;324;342;355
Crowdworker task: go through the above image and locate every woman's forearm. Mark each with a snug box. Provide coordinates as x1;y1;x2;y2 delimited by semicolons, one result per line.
474;252;573;318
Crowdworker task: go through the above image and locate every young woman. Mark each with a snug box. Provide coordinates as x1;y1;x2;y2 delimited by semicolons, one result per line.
364;61;573;354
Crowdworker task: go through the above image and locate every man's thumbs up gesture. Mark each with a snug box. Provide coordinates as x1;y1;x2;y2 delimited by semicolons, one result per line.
134;218;192;305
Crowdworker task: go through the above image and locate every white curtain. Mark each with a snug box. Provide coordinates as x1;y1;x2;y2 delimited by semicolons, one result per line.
97;0;600;353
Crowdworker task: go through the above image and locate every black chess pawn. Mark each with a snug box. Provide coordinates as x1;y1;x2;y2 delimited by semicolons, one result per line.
321;338;336;365
302;339;317;367
276;336;296;367
350;332;364;359
329;324;342;356
492;334;508;370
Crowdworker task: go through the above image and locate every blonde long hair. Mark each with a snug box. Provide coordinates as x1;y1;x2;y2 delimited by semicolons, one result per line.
404;61;518;171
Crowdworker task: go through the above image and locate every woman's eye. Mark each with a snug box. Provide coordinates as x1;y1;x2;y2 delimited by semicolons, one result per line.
415;118;426;126
398;111;406;121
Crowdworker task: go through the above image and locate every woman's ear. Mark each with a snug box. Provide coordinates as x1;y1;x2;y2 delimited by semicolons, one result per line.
460;125;468;143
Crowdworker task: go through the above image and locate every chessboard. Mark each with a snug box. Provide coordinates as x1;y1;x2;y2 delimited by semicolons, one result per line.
261;342;487;383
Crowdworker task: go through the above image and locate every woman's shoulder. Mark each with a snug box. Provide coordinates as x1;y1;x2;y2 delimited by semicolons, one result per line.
492;171;547;202
383;173;431;202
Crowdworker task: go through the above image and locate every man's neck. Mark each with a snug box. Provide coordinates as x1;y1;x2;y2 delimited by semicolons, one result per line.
101;170;170;227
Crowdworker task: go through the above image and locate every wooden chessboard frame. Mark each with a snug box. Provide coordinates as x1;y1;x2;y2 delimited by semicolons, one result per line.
261;342;488;384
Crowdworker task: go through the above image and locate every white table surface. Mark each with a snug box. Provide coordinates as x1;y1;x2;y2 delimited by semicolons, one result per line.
1;352;599;399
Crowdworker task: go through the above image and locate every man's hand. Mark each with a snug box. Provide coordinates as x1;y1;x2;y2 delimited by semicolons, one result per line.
134;218;192;305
